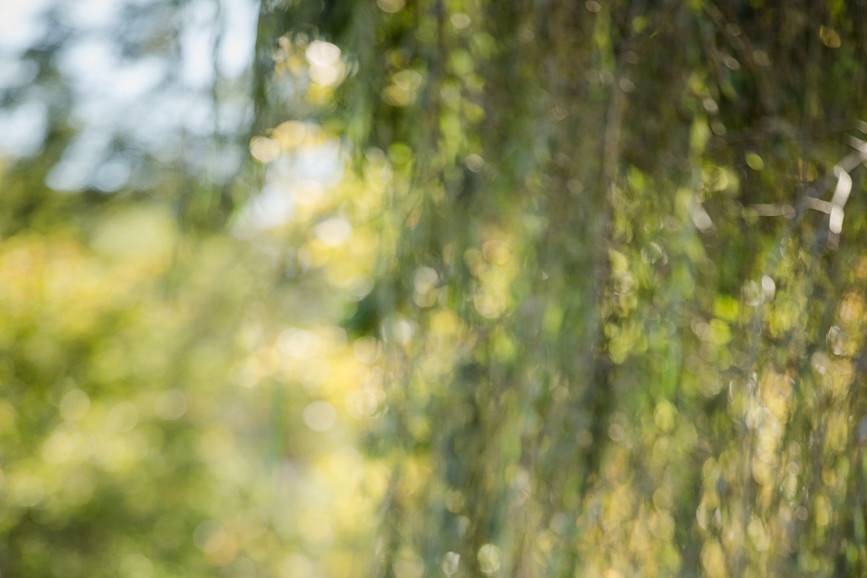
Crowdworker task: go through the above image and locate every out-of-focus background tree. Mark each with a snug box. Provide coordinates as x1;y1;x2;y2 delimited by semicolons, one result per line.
1;2;384;576
1;1;866;577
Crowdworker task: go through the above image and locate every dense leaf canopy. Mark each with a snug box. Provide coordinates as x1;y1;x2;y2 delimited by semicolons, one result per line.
1;1;866;577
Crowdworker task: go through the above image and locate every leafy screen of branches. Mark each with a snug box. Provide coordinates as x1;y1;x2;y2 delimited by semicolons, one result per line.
1;1;866;578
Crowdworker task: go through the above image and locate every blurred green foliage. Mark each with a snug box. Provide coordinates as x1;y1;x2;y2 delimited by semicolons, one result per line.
2;1;867;578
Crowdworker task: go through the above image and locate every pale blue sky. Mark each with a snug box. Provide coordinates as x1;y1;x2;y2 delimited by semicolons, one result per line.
0;0;259;190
